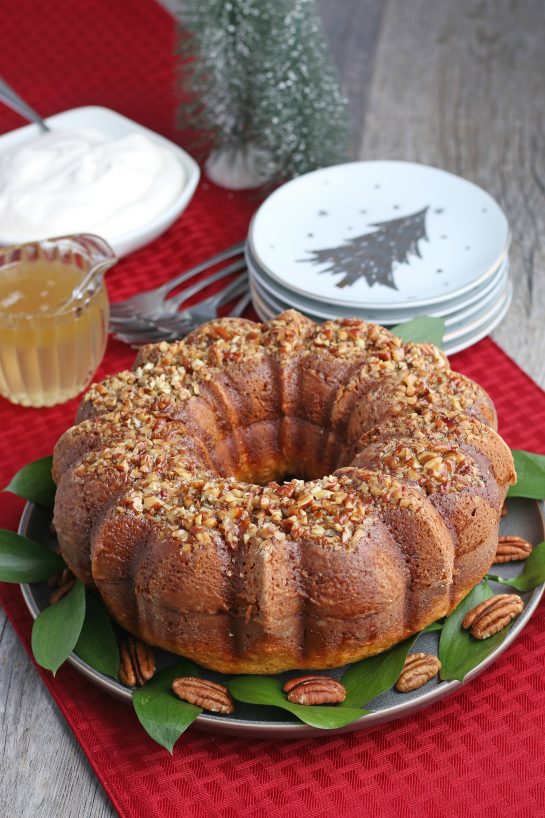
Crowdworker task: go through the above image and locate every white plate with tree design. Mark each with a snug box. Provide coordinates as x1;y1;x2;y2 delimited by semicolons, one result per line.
249;161;510;310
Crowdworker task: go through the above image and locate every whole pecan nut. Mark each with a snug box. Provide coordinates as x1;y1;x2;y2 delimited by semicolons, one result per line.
282;674;346;705
171;677;234;714
47;567;74;588
395;653;441;692
48;568;75;604
118;637;156;687
462;594;524;639
494;535;532;564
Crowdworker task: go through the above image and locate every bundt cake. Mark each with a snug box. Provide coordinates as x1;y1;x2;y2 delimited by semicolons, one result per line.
52;310;515;674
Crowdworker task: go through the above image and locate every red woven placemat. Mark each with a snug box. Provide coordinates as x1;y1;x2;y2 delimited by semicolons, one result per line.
1;2;545;816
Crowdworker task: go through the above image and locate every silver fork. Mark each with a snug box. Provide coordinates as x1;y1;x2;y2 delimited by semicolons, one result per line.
139;272;248;334
109;257;247;333
109;241;245;322
113;274;250;346
114;289;251;347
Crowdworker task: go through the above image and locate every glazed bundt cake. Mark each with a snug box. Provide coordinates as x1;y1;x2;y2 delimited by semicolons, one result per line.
52;310;515;674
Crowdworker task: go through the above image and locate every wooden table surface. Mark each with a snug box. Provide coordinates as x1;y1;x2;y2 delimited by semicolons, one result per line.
2;1;544;815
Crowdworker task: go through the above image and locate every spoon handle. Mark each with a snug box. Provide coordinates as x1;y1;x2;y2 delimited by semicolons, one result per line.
0;77;50;132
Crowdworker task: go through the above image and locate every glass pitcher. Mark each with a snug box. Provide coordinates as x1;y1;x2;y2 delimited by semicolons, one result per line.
0;234;116;408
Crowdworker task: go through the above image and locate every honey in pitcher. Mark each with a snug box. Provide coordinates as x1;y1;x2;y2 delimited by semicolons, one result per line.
0;237;112;408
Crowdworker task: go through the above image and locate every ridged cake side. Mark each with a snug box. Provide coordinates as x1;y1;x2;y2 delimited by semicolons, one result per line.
52;310;515;673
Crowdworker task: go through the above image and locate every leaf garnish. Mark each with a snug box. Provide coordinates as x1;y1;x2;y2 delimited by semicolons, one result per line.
4;456;56;507
75;593;120;679
423;621;443;632
439;582;511;682
487;540;545;592
508;450;545;499
31;579;86;675
133;661;202;752
341;635;419;708
226;675;367;729
392;316;445;349
340;620;442;708
0;529;65;582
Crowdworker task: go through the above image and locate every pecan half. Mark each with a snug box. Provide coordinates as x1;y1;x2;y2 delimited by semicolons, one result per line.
118;637;156;687
494;535;532;564
47;567;74;589
171;677;234;714
462;594;524;639
282;675;346;705
395;653;442;692
48;568;75;604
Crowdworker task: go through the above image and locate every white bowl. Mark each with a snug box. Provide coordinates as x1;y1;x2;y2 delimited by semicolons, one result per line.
0;106;200;257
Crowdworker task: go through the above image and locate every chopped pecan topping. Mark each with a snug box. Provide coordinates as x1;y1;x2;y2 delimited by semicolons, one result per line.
462;594;524;640
282;675;346;705
171;677;234;714
360;437;480;495
395;653;441;692
118;637;156;687
494;535;532;564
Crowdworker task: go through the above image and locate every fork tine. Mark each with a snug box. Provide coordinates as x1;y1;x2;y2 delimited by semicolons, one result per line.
165;258;246;312
113;293;248;345
109;241;245;319
112;274;249;344
114;323;190;345
207;271;248;308
228;290;252;317
154;275;249;330
109;258;247;327
110;241;245;317
109;271;248;334
109;314;154;331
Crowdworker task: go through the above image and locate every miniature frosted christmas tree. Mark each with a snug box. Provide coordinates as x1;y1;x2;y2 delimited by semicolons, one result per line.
177;0;348;188
303;208;430;289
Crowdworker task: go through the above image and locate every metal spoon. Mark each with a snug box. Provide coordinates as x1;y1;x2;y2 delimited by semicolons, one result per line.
61;254;118;313
0;77;50;132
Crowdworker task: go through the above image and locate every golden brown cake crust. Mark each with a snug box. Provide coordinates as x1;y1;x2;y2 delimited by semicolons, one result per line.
52;310;515;674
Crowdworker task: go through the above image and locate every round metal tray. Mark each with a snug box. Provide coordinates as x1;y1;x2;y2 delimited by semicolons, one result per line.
19;498;545;739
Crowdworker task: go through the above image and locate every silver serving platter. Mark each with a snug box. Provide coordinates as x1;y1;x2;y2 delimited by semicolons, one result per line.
19;498;544;739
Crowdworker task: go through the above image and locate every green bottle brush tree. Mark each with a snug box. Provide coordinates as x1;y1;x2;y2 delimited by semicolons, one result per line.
176;0;349;189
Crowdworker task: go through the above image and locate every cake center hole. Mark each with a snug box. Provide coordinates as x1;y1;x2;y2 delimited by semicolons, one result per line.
212;427;343;486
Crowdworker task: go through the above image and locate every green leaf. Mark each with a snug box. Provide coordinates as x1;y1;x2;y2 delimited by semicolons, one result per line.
74;593;120;679
439;582;509;682
0;529;65;582
31;580;86;674
4;456;56;507
423;621;443;632
487;540;545;592
508;450;545;499
226;675;367;729
341;619;443;708
391;316;445;349
341;634;419;708
133;661;202;752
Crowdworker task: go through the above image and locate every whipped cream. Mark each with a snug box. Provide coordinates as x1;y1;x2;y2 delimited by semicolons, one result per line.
0;129;186;244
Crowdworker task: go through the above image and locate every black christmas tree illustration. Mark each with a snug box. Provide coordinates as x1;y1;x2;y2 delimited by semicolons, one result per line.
301;206;429;289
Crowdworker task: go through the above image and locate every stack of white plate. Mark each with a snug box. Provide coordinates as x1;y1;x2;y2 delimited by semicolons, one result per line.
247;161;512;355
